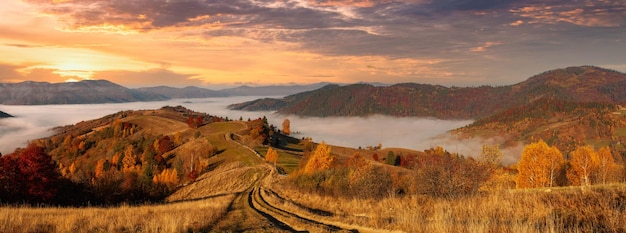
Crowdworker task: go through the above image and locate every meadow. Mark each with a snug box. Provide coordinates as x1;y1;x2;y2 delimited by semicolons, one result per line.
0;194;233;233
266;182;626;232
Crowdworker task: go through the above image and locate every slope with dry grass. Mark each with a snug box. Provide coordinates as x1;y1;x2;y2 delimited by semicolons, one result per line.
0;195;233;233
264;180;626;233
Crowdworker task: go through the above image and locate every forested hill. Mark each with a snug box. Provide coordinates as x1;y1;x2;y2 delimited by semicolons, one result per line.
229;66;626;119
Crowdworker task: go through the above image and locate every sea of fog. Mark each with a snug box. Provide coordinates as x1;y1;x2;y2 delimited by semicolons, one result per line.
0;96;521;162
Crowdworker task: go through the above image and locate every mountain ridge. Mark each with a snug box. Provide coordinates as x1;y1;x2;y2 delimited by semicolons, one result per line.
219;82;332;96
0;80;333;105
135;86;228;99
229;66;626;119
0;80;168;105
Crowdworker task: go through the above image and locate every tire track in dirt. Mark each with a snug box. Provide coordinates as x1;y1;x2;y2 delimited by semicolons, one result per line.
250;186;356;232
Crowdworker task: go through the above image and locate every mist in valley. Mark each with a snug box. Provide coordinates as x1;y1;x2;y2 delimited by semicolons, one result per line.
0;97;522;163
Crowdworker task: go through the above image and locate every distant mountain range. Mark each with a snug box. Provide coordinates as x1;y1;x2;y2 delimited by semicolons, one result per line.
219;83;331;96
0;80;168;105
229;66;626;119
135;86;228;99
0;80;331;105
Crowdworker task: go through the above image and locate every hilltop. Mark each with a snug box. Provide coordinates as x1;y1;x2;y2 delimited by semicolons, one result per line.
230;66;626;119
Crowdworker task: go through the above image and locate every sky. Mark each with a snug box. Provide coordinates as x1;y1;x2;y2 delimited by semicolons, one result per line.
0;0;625;88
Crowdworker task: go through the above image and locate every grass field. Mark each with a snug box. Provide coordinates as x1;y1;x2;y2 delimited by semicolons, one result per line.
268;181;626;233
255;146;301;174
0;195;233;233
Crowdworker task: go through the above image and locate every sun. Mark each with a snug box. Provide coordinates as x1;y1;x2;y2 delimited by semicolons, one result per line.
53;62;96;80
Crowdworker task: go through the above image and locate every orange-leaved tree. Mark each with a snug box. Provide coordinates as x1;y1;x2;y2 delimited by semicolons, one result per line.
479;144;503;166
153;168;179;188
94;158;109;179
303;142;335;174
282;119;291;135
265;147;279;166
567;145;599;186
596;146;621;184
516;140;564;189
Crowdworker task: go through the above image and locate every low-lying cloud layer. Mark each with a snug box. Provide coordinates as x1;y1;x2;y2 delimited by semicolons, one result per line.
1;97;523;163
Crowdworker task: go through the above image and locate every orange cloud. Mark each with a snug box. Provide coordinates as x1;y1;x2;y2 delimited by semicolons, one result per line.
470;42;501;53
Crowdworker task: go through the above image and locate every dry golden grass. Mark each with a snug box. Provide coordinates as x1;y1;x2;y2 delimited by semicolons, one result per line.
268;180;626;233
167;161;259;202
0;194;233;233
126;115;188;136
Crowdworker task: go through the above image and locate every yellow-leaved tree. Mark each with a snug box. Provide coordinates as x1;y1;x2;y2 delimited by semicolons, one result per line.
153;168;179;187
282;119;291;135
516;140;564;189
303;142;335;174
122;145;139;173
479;144;503;166
94;159;108;179
265;147;279;166
597;146;621;184
567;145;599;186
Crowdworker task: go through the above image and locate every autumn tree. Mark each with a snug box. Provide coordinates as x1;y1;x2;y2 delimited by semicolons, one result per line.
386;151;396;165
173;132;184;146
265;147;279;166
68;162;77;177
479;144;503;166
567;145;599;186
154;135;174;155
516;140;564;189
94;159;109;179
153;168;179;189
111;153;122;170
17;144;59;203
0;155;21;203
415;147;490;198
347;152;392;198
196;115;204;127
596;146;620;184
282;119;291;135
122;145;139;173
186;116;197;128
303;142;335;174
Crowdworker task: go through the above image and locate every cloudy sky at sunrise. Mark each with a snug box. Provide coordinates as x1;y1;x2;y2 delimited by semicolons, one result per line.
0;0;625;88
